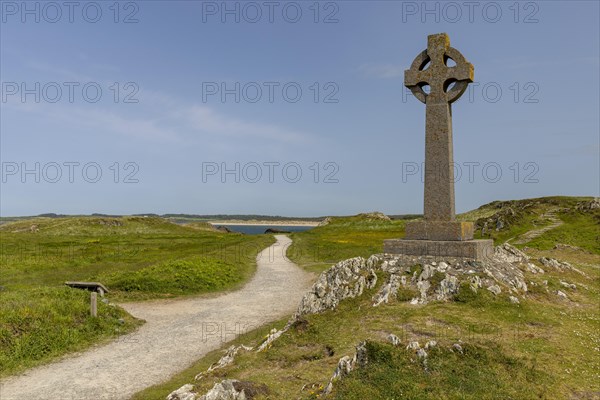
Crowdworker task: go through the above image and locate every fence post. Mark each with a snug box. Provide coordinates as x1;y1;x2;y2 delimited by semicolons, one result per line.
90;292;97;317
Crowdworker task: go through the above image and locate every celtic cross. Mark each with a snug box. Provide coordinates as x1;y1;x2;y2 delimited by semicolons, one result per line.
404;33;473;221
385;33;494;260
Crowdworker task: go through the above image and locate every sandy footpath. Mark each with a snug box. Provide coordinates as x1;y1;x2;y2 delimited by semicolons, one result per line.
0;235;313;400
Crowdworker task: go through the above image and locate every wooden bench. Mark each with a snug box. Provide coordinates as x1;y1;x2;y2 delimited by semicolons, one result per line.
65;281;109;297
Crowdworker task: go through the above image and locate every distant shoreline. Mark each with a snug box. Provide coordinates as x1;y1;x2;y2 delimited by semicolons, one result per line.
208;221;320;227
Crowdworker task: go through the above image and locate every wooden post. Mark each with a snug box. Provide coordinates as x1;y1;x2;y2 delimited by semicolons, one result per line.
90;292;97;317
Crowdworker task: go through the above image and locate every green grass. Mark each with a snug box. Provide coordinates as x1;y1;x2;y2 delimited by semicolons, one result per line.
101;258;243;300
0;216;274;376
525;210;600;254
333;340;550;400
288;215;406;274
130;196;600;400
0;286;141;377
465;196;597;248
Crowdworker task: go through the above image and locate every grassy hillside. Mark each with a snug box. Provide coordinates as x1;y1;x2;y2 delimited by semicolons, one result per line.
288;196;599;275
131;196;599;399
287;213;406;274
0;216;274;376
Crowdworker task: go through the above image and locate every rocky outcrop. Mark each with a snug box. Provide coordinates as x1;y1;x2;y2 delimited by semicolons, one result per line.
168;379;268;400
356;212;391;221
167;384;197;400
302;251;586;313
323;341;367;395
257;257;378;352
256;244;532;354
294;257;378;317
257;328;286;352
372;274;401;306
576;198;600;212
195;345;253;380
539;257;587;277
321;338;473;395
198;380;252;400
476;203;526;234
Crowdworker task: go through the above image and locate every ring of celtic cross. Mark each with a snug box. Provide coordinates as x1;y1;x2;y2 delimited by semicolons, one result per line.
404;34;474;105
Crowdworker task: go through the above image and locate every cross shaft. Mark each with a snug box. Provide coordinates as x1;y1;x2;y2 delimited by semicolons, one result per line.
404;33;473;222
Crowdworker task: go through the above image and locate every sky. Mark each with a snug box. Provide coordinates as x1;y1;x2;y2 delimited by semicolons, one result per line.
1;0;599;217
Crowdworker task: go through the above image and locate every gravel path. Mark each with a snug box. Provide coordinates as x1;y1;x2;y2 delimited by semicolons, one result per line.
511;208;564;244
0;235;313;400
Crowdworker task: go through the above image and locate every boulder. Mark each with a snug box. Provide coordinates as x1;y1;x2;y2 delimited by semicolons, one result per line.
197;380;246;400
387;334;401;346
167;384;197;400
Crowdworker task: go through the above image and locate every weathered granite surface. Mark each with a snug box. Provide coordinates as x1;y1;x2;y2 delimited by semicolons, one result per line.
404;33;473;221
405;220;474;241
388;33;482;258
383;238;493;260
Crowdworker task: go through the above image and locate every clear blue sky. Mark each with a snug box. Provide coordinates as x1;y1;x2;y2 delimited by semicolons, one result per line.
1;0;598;217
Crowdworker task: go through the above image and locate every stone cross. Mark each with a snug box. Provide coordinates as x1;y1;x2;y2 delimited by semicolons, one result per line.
404;33;473;222
384;33;493;260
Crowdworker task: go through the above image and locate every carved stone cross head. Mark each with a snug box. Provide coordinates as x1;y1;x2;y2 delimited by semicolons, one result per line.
405;33;474;105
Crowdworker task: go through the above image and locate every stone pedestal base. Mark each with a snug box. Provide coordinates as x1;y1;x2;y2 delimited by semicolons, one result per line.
405;221;474;241
383;238;494;261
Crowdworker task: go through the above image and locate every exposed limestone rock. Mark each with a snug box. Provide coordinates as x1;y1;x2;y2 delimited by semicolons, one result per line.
167;384;197;400
556;290;569;300
452;343;464;354
487;285;501;295
372;274;401;306
540;257;566;269
323;341;367;395
509;296;520;304
495;243;529;263
418;264;436;281
256;245;531;355
425;340;437;349
230;381;269;399
195;345;253;380
416;348;428;359
387;333;401;346
197;380;246;400
560;281;577;290
470;275;482;292
194;380;267;400
540;257;588;277
435;275;459;301
406;341;420;351
553;243;583;252
257;328;285;352
576;198;600;212
437;261;449;272
294;257;377;317
525;263;545;274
